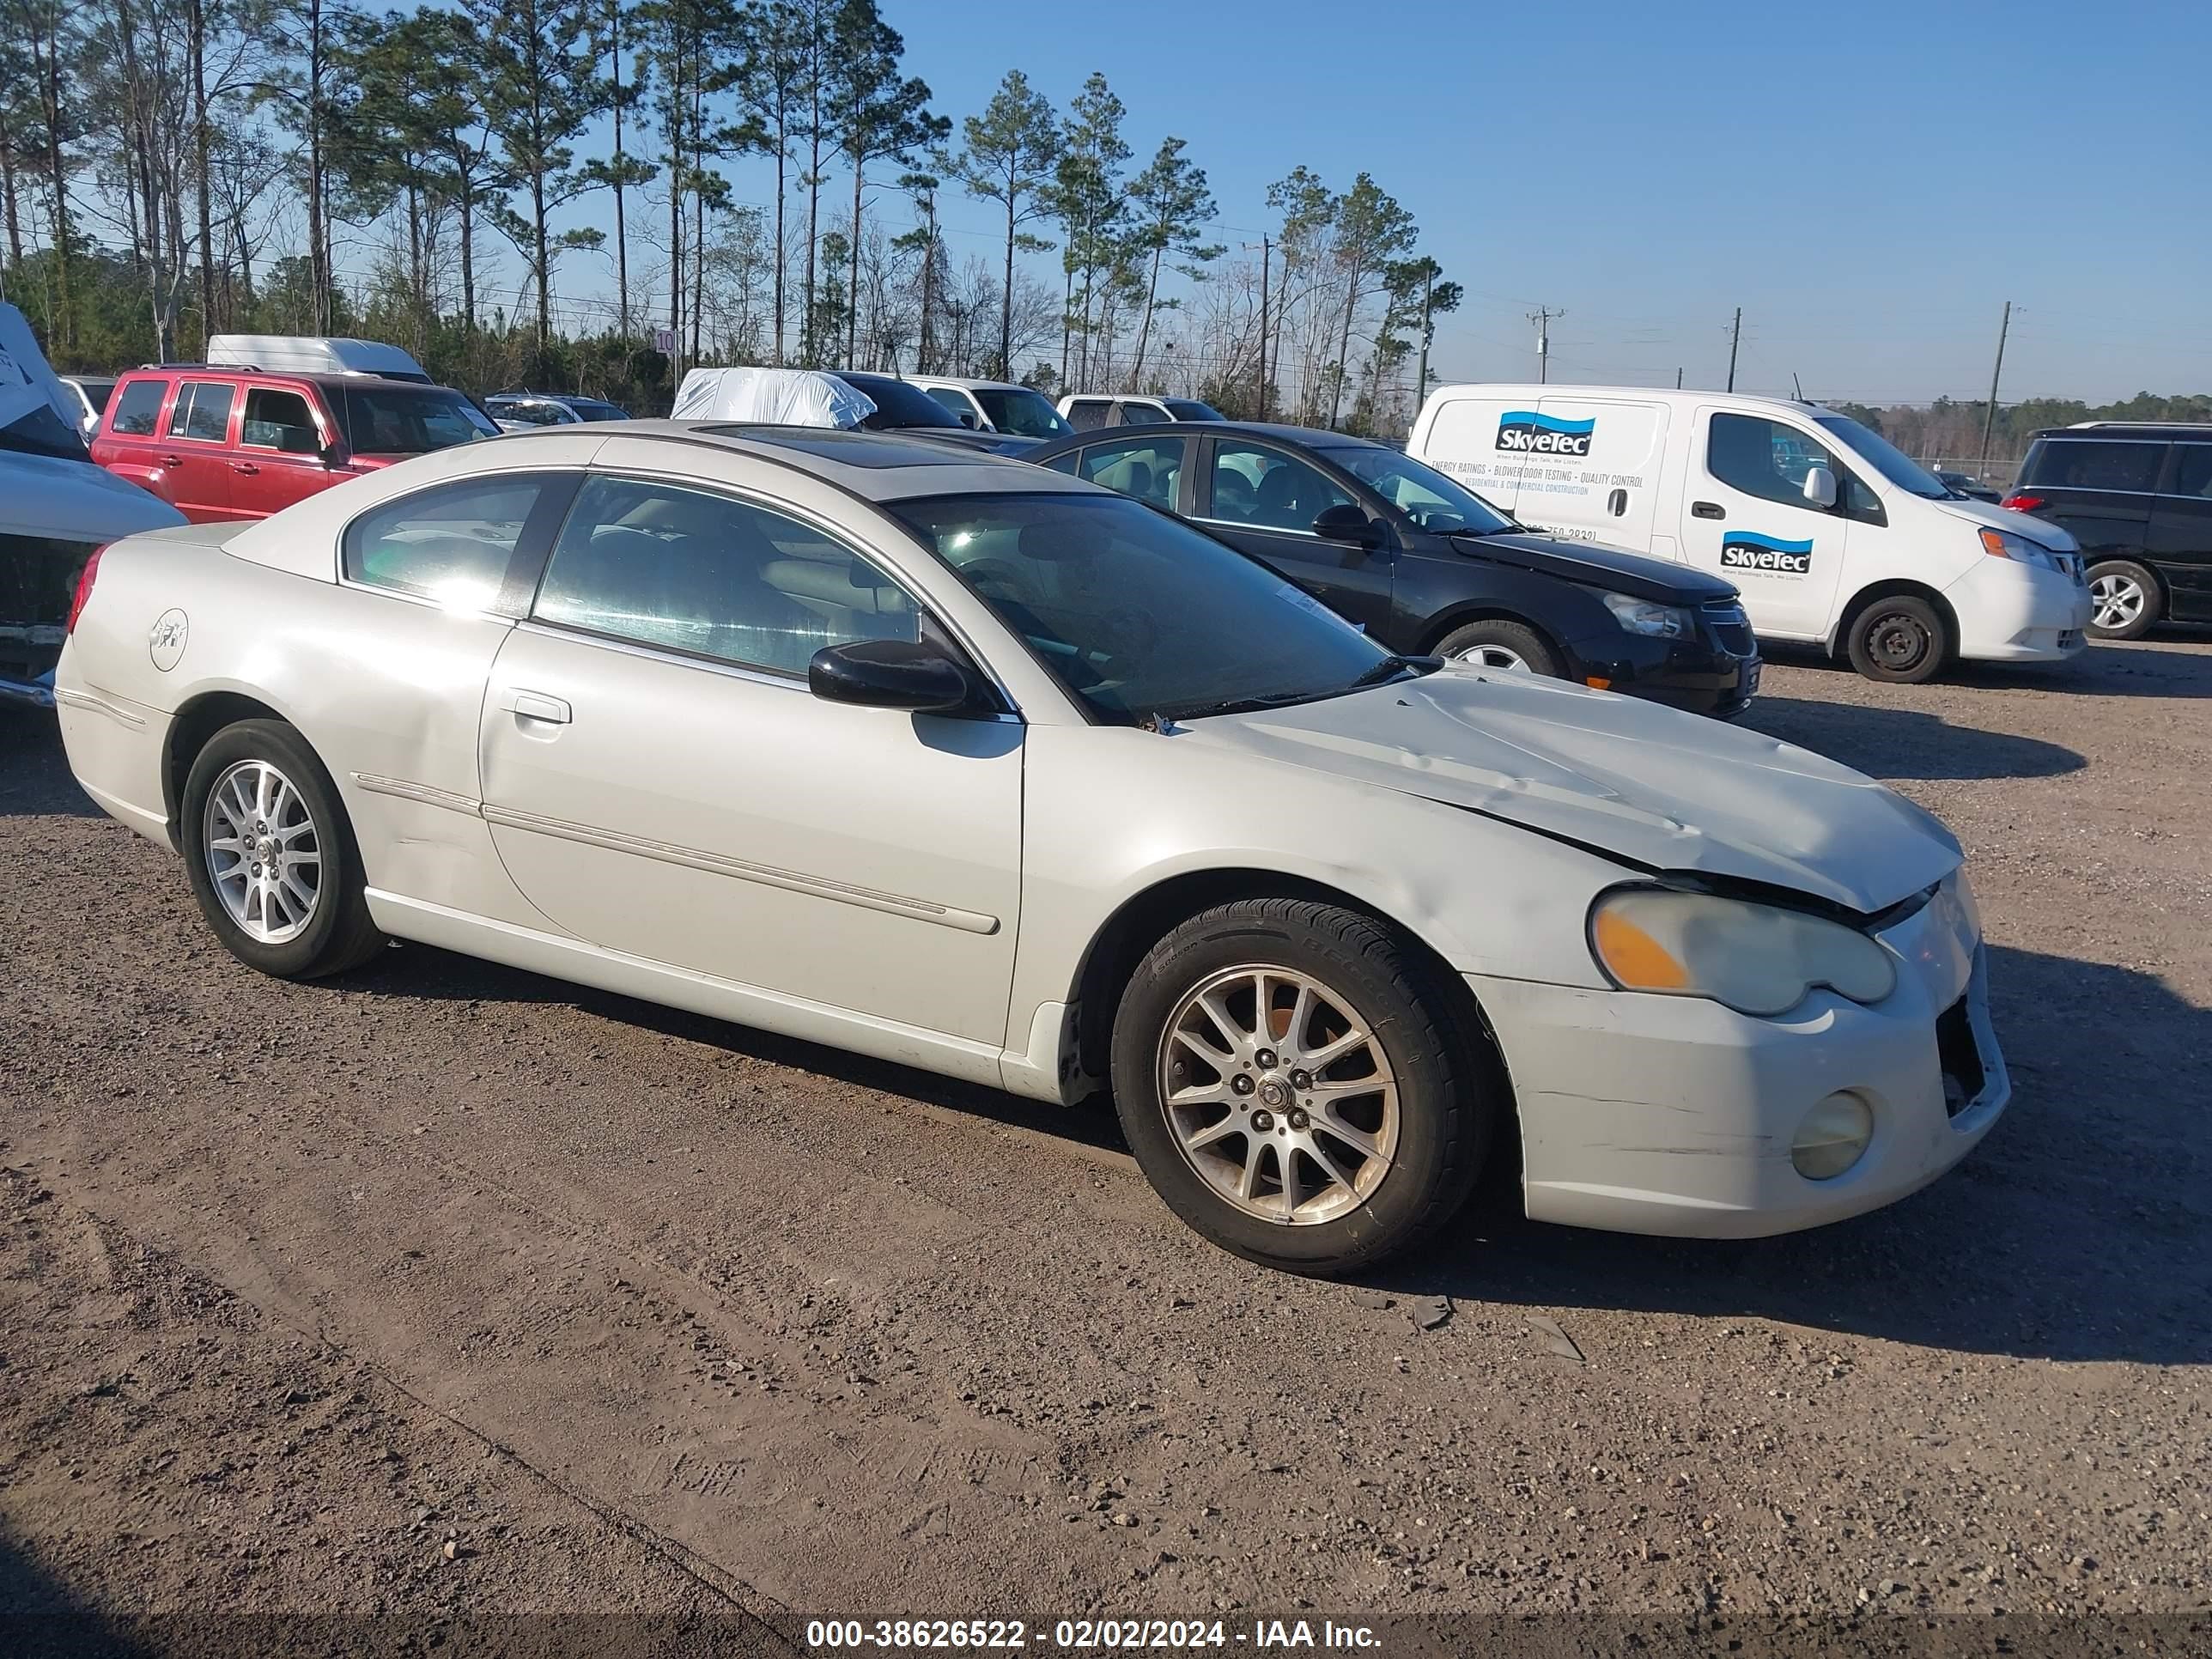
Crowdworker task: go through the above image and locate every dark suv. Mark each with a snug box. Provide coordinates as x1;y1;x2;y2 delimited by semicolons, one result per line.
2004;424;2212;639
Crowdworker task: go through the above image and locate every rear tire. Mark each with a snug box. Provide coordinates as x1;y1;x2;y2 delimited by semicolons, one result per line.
2086;559;2160;641
1435;618;1562;678
180;720;386;980
1844;593;1949;684
1109;897;1492;1275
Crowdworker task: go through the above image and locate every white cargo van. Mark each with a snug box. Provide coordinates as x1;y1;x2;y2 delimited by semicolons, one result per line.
1407;385;2093;683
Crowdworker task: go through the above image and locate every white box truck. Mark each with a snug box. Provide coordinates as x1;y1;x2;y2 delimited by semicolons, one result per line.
1407;385;2092;683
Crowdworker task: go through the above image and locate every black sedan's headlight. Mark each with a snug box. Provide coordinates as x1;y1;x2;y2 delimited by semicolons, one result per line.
1601;591;1696;640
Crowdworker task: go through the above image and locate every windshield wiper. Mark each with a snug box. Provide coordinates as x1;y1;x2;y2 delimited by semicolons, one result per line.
1344;653;1437;690
1152;689;1325;723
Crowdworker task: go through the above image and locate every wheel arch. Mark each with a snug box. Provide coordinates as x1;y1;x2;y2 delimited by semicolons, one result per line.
161;689;295;846
1827;578;1960;659
1064;867;1516;1147
1418;603;1568;664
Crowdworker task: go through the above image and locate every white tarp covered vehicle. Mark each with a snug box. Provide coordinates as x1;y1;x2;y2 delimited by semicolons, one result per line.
0;302;186;708
671;366;877;428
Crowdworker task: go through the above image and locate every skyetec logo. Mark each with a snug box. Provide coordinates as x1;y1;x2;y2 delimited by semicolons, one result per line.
1495;410;1596;458
1720;531;1814;575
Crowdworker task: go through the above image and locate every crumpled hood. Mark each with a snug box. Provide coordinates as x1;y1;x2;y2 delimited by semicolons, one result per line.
1932;494;2078;553
1185;669;1961;915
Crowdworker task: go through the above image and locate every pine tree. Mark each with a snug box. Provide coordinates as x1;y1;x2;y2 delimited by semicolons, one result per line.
830;0;939;369
1123;136;1219;392
1049;72;1127;391
947;68;1057;380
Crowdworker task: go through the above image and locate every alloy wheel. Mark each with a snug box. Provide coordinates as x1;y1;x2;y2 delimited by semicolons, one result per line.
1155;964;1401;1225
203;758;322;945
1454;644;1530;672
2091;573;2145;633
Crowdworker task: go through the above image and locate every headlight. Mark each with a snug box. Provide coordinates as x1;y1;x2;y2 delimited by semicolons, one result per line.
1601;591;1695;639
1978;526;2059;573
1588;887;1897;1018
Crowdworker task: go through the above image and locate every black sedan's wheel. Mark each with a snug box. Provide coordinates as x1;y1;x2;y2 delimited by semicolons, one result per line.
2086;560;2160;641
1109;898;1492;1274
1434;619;1561;678
180;720;386;979
1844;594;1949;684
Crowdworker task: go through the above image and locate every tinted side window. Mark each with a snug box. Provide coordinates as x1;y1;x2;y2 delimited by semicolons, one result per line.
109;379;166;436
1041;449;1080;476
925;387;974;421
2165;445;2212;499
533;476;921;677
241;388;319;451
1212;442;1354;531
2033;440;2166;495
1078;436;1182;509
1121;402;1170;424
1065;399;1109;432
343;477;544;610
167;381;236;443
1706;412;1837;508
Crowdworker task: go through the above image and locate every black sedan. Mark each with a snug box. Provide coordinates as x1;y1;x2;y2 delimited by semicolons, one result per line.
830;372;1041;458
1024;421;1759;717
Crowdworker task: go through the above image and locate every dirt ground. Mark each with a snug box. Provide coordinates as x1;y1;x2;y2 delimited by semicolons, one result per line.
3;637;2209;1656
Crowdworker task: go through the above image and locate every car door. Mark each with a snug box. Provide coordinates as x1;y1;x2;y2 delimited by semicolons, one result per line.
159;379;240;521
229;382;338;518
477;472;1024;1046
1678;408;1849;640
1535;392;1673;556
1194;436;1395;635
1064;432;1193;515
2147;442;2212;622
90;375;178;501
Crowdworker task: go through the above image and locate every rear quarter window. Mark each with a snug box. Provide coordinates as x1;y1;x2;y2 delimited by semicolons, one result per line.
2024;440;2167;495
108;379;167;436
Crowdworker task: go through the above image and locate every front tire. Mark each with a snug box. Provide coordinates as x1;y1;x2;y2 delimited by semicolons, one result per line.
180;720;386;979
1844;593;1949;684
1109;898;1492;1274
1434;618;1561;678
2086;559;2160;641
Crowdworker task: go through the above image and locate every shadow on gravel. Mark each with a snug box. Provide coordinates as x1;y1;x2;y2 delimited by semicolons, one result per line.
1760;634;2212;698
0;1529;138;1657
0;713;100;820
351;942;1138;1158
1740;695;2084;781
1394;942;2212;1368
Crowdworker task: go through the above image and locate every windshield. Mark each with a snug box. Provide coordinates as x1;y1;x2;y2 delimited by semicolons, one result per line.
489;399;566;426
1814;414;1951;500
1164;399;1224;422
569;400;629;422
0;400;90;461
974;386;1072;439
889;491;1395;725
341;385;499;453
838;374;966;429
1322;444;1516;534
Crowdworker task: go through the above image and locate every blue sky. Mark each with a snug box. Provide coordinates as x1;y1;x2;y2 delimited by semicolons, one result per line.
569;0;2209;404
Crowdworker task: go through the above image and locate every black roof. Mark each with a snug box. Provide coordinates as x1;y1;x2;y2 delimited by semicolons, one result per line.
2033;423;2212;441
1030;419;1386;453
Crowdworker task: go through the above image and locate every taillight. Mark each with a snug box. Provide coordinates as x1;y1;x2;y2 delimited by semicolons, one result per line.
2000;492;2045;514
65;544;108;634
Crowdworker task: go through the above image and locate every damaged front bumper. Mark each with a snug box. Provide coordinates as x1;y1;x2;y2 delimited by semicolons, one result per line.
1471;893;2009;1237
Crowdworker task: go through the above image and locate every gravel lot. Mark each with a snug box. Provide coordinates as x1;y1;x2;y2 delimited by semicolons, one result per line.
3;639;2209;1655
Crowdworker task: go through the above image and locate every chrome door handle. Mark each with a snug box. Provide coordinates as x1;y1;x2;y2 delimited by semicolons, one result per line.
232;461;259;475
500;689;572;724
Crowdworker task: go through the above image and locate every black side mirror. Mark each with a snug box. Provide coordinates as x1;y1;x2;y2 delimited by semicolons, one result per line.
319;438;350;469
957;410;981;429
1312;503;1384;548
809;639;979;715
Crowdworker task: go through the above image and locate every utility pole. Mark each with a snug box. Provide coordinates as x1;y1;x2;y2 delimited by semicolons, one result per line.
1528;307;1559;384
1725;307;1741;393
1414;262;1435;410
1253;236;1270;421
1979;300;2012;471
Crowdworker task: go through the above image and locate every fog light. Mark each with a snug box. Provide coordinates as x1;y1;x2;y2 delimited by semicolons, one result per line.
1791;1091;1873;1180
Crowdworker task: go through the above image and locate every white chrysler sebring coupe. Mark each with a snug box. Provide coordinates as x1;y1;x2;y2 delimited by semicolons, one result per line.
55;423;2009;1273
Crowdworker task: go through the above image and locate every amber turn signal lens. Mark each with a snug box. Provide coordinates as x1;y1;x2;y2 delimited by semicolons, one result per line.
1591;905;1691;989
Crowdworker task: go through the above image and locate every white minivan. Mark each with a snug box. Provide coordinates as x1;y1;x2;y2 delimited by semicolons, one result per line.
1407;385;2092;683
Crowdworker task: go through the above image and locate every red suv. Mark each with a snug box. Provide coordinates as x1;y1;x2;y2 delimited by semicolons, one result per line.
91;368;501;521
